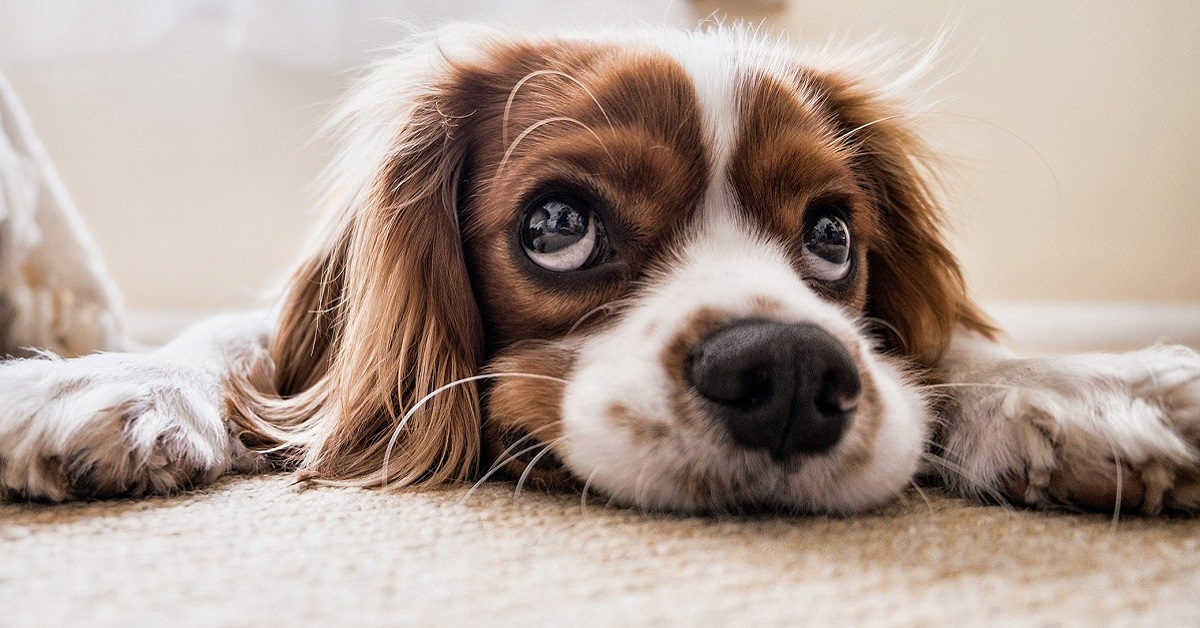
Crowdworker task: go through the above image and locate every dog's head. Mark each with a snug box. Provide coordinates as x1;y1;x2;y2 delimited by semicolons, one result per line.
232;25;993;514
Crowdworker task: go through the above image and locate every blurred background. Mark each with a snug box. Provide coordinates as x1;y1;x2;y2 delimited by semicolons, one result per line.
0;1;1197;347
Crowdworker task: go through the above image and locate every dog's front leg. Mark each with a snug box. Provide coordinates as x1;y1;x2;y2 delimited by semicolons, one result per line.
932;329;1200;514
0;311;272;501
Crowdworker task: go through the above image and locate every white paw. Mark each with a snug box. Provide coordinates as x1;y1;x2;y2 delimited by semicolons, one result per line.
0;352;261;501
938;345;1200;514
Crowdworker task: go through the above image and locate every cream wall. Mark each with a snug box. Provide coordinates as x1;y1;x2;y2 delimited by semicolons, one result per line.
5;2;1200;310
4;27;338;311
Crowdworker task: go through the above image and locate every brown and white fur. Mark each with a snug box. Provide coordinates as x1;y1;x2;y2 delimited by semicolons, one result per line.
2;25;1199;515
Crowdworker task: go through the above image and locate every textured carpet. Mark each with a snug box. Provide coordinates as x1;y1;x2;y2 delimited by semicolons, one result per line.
3;474;1198;626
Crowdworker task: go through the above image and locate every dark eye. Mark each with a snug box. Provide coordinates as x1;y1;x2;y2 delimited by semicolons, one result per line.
521;195;609;272
802;206;852;282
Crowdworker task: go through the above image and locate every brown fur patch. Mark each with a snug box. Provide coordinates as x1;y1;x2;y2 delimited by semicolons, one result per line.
607;402;670;444
459;50;709;346
660;307;731;386
660;307;734;438
749;296;788;319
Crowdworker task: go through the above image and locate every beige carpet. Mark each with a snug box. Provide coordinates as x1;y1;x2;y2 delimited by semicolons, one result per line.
3;474;1198;626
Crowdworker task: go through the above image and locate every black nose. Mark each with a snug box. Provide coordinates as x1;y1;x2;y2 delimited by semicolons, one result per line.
684;320;861;459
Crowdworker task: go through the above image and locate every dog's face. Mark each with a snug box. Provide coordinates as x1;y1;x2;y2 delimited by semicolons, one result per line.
240;27;991;514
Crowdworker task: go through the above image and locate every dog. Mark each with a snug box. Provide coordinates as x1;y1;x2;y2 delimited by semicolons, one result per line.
2;25;1199;515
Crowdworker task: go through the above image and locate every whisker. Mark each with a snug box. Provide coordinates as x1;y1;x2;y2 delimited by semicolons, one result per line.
632;460;654;513
920;451;1014;510
502;70;614;151
496;117;612;177
459;423;560;505
859;316;908;354
922;382;1027;393
513;438;565;500
605;460;649;512
568;297;633;335
603;487;622;511
580;467;601;516
909;478;935;514
1097;427;1124;533
923;111;1062;203
461;442;548;505
381;372;568;488
834;114;904;146
482;423;560;478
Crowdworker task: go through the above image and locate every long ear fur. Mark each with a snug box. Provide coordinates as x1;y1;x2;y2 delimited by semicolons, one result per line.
813;64;996;367
227;30;494;487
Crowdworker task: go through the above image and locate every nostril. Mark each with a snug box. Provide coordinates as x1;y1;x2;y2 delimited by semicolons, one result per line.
814;367;861;417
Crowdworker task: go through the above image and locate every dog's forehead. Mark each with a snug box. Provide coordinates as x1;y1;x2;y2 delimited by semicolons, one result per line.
474;35;858;227
650;34;864;235
652;33;744;176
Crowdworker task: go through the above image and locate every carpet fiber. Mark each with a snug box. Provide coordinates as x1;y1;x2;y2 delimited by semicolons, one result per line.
3;474;1198;626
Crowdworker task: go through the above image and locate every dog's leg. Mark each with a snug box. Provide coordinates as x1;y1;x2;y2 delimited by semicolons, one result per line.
933;330;1200;514
0;311;272;501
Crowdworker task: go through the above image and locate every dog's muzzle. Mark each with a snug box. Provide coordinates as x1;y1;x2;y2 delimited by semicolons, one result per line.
685;320;861;459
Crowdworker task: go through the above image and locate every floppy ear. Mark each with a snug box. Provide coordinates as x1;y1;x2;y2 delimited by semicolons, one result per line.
815;73;996;367
228;36;487;487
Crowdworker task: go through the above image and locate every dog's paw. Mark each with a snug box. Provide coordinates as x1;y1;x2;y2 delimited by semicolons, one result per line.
938;345;1200;514
0;352;261;501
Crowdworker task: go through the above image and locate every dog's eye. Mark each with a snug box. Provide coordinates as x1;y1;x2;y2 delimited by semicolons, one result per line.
802;209;851;282
521;195;607;272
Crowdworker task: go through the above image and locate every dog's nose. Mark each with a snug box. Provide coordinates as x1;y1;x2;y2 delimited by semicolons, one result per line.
685;320;860;458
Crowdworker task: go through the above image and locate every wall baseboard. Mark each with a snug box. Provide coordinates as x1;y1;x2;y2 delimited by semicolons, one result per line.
987;303;1200;353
